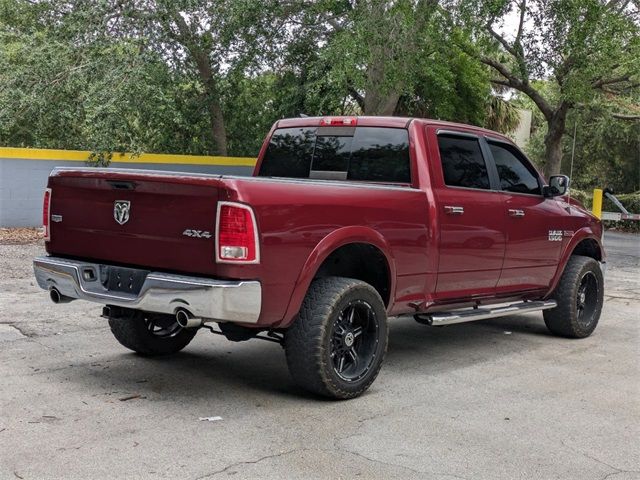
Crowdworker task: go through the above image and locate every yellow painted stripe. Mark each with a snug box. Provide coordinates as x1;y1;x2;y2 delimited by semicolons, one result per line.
0;147;257;167
0;147;90;161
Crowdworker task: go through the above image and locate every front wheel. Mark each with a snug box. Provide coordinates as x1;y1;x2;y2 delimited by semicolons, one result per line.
284;277;388;399
544;255;604;338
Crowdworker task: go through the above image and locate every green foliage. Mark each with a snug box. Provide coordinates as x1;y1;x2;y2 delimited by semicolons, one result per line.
222;73;283;157
485;95;521;133
453;0;640;176
0;0;637;195
0;0;210;156
568;188;591;209
518;88;640;193
395;47;492;126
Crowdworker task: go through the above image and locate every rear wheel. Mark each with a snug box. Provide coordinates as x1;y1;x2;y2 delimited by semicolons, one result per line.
544;255;604;338
284;277;388;399
108;309;197;355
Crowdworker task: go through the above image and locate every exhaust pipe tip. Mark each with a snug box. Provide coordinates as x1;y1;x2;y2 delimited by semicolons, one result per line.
175;308;203;329
49;288;72;304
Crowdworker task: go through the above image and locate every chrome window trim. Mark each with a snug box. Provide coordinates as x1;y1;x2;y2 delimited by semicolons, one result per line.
439;184;503;195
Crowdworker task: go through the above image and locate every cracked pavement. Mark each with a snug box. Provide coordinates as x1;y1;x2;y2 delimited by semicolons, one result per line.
1;232;638;479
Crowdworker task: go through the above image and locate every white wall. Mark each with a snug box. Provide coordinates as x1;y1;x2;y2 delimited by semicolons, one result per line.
0;158;254;227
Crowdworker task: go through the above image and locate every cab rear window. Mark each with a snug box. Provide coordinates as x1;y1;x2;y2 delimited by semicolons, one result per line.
259;126;411;183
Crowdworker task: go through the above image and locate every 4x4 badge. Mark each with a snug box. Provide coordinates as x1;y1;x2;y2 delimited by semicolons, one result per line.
183;229;212;239
114;200;131;225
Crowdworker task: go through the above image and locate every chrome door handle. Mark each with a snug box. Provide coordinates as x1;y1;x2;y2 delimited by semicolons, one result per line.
444;206;464;215
508;209;525;217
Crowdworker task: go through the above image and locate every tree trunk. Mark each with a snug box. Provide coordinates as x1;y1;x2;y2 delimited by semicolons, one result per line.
190;46;228;155
208;99;228;156
543;125;563;178
171;15;228;156
542;102;570;178
363;54;401;115
363;90;401;115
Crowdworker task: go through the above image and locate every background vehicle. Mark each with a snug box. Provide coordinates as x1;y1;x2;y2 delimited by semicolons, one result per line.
34;116;605;399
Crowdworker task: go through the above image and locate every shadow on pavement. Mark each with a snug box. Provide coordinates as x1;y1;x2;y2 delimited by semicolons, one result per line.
60;312;555;401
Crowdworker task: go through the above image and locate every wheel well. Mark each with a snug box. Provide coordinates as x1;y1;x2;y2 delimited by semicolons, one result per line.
314;243;391;306
571;238;602;261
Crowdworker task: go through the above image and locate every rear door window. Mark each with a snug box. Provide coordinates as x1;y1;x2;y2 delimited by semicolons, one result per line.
349;128;411;182
259;126;411;183
258;127;315;178
437;134;490;190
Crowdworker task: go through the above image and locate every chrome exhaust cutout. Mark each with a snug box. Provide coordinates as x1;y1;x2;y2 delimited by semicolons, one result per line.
175;308;204;329
49;287;74;304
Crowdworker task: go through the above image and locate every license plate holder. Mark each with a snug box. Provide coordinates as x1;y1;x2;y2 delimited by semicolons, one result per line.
102;266;149;295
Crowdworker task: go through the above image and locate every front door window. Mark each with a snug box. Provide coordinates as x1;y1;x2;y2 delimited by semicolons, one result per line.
488;142;541;195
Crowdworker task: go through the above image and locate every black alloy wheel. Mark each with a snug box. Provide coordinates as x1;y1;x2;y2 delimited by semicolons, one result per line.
284;277;389;399
330;300;380;382
576;271;599;329
544;255;604;338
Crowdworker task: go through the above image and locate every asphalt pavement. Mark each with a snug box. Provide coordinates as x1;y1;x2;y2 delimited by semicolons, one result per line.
1;232;638;479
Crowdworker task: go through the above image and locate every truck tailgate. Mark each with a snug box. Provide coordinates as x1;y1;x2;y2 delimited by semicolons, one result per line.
46;169;223;276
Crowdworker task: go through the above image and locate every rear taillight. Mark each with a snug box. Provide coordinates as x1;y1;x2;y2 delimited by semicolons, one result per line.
215;202;259;263
43;188;52;241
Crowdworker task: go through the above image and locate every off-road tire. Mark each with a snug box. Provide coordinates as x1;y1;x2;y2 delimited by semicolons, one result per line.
284;277;388;399
108;309;197;355
544;255;604;338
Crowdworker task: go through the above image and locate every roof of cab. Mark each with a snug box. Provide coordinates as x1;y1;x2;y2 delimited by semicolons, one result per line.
274;116;512;143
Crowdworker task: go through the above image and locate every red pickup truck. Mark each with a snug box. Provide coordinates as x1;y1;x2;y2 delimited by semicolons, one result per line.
34;116;605;399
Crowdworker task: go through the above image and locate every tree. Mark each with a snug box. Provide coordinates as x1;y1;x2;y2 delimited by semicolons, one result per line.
515;85;640;192
0;0;291;157
345;0;440;115
116;0;290;156
0;0;199;155
484;96;522;133
284;0;500;126
453;0;640;177
287;0;442;116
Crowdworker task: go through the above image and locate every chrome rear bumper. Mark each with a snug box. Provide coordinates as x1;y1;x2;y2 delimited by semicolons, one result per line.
33;256;261;324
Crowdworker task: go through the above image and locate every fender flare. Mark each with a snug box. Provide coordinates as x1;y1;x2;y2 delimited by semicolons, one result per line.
546;227;603;297
278;226;397;327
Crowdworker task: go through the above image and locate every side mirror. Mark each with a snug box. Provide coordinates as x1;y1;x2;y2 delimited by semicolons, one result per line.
543;175;570;198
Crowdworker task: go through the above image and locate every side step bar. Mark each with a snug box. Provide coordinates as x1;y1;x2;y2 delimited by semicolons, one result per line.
415;300;557;326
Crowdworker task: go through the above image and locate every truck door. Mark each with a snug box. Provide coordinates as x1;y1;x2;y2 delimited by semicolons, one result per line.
485;138;564;291
430;129;507;301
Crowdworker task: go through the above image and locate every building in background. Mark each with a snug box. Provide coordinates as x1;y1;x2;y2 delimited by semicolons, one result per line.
512;109;533;149
0;148;255;227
